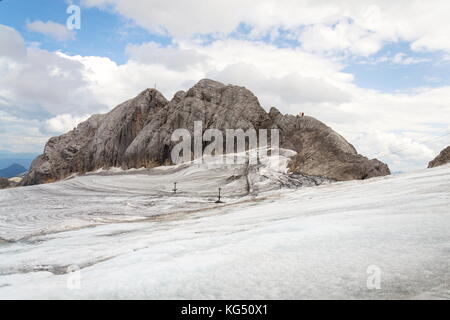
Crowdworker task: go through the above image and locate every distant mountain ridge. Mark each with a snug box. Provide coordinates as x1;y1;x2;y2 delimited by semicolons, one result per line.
22;79;390;185
0;150;38;170
0;163;27;178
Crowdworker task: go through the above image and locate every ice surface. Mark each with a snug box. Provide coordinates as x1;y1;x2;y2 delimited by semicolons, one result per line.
0;157;449;299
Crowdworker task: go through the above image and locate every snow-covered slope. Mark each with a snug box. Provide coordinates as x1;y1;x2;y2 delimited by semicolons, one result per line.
0;149;328;242
0;159;449;299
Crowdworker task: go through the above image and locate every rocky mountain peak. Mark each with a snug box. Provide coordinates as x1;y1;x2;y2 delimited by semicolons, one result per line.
22;79;390;185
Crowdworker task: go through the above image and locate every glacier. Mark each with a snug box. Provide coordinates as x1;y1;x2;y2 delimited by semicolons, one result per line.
0;152;449;299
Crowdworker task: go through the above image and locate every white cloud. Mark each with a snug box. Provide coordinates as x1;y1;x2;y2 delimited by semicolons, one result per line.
391;53;427;65
349;131;438;172
0;47;104;116
359;52;432;66
0;24;105;152
0;111;47;153
0;25;105;118
298;19;384;56
42;114;90;134
26;20;75;41
207;63;350;104
0;25;26;59
82;0;450;55
126;42;209;71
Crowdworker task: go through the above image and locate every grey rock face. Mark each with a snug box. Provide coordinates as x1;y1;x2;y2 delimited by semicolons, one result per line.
428;146;450;168
269;111;390;181
0;178;9;189
22;89;167;185
123;79;270;168
23;79;390;185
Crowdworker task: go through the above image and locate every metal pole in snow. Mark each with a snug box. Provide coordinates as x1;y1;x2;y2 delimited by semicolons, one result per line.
173;182;177;194
215;187;223;203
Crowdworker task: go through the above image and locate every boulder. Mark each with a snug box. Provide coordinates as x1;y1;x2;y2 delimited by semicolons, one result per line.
428;146;450;168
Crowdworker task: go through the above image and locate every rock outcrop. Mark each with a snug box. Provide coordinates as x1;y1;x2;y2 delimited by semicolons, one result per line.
428;146;450;168
22;79;390;185
267;109;390;180
23;89;167;184
0;177;9;189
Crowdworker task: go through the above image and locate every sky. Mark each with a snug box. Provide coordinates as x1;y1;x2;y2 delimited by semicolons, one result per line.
0;0;449;172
